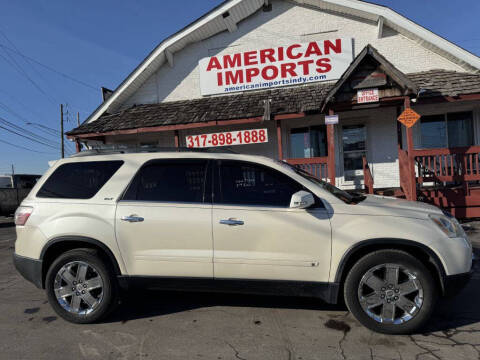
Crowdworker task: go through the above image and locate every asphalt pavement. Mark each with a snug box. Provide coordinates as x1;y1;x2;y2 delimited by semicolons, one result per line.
0;216;479;360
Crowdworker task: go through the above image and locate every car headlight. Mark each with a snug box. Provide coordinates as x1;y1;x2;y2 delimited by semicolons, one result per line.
429;213;465;238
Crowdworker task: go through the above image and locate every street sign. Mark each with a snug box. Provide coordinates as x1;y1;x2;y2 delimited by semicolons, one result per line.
325;115;339;125
397;108;421;128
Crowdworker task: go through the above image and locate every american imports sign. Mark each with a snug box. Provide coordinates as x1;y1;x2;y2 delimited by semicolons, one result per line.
199;38;353;96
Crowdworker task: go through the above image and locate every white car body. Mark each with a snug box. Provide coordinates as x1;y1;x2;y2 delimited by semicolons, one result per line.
13;151;474;331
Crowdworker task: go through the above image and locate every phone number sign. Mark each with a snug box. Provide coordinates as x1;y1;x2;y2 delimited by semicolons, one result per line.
186;129;268;148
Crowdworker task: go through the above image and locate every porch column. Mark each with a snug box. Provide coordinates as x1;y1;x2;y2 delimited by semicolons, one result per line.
276;119;283;160
327;109;336;185
174;130;180;148
404;97;417;201
75;139;81;153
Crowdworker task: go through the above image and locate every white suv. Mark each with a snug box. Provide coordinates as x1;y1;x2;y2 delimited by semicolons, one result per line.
13;150;473;334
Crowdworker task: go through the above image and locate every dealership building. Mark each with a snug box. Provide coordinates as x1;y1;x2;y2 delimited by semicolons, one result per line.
67;0;480;216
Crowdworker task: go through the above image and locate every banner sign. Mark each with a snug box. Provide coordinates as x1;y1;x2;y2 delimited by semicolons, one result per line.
357;88;379;103
199;38;353;96
186;129;268;148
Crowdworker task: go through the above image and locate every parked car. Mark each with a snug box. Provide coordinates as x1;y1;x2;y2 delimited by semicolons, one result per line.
0;174;41;216
13;150;474;334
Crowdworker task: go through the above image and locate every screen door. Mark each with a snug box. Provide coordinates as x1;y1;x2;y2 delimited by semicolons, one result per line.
342;125;367;181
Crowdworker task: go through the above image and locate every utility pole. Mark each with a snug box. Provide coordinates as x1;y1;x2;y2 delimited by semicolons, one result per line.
12;164;19;205
75;111;81;153
60;104;64;158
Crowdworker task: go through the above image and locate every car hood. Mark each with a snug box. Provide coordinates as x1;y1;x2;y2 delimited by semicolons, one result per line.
354;194;443;217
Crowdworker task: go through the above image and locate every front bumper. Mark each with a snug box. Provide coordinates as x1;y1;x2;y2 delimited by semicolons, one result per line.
443;253;476;297
13;253;43;289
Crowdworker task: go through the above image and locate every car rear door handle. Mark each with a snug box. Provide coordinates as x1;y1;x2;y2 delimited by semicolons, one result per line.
219;218;244;226
121;215;144;223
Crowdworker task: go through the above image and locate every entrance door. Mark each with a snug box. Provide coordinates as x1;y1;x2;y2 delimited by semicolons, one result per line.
115;159;213;278
342;125;367;182
212;160;331;283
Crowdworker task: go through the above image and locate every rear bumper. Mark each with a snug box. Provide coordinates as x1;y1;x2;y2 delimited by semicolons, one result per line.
13;253;43;289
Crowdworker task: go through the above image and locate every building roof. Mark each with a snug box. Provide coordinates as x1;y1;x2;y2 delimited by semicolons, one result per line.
408;69;480;98
322;44;419;111
67;69;480;136
82;0;480;127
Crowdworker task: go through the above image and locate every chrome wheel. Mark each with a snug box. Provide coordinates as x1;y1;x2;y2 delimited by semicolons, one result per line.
358;263;423;324
53;261;104;315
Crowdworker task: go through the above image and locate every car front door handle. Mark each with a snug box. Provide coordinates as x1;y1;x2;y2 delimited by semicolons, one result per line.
121;215;144;223
219;218;244;226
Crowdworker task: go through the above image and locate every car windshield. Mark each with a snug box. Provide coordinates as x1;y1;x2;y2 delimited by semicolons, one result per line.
0;176;12;188
276;161;365;204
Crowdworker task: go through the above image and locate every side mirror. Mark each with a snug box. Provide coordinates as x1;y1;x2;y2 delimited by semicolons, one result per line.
290;190;315;209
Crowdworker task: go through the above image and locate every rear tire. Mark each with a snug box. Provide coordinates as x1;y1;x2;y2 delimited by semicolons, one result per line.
344;249;437;334
45;248;118;324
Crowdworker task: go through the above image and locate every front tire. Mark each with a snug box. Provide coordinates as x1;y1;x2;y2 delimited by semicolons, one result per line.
45;248;117;324
344;249;437;334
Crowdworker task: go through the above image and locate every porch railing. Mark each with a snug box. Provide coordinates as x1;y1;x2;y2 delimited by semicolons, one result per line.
362;156;374;194
286;157;329;182
413;146;480;184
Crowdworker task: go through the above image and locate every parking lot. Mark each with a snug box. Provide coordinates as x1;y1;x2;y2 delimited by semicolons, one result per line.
0;217;478;360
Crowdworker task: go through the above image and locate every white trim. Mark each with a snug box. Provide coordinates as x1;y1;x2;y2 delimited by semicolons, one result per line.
84;0;480;126
165;49;174;67
310;0;480;70
377;15;384;39
85;0;259;124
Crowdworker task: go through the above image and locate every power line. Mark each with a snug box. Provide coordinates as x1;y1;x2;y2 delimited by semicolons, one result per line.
0;88;49;123
0;119;67;152
0;49;57;105
0;138;57;154
0;43;99;92
0;123;59;150
0;101;59;141
0;113;61;145
0;32;91;117
29;122;61;135
0;100;75;152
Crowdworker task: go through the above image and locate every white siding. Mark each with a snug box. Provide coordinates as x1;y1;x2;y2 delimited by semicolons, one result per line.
122;0;464;108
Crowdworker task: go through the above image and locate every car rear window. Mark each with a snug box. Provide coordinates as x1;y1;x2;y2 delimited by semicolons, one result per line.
37;161;123;199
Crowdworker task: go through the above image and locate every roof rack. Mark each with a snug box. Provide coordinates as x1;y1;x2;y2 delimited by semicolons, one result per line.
69;146;238;157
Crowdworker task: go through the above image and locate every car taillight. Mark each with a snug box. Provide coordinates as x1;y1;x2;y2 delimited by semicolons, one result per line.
14;206;33;226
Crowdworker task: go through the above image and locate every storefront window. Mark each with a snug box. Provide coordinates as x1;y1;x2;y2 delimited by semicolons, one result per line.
447;112;474;148
420;111;473;149
289;126;327;158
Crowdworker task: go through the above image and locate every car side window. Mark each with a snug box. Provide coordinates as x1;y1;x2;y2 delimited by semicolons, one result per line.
37;161;123;199
123;159;210;203
216;160;305;207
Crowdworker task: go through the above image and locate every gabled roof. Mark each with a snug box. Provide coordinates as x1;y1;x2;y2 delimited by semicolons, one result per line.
68;69;480;137
321;44;418;110
84;0;480;125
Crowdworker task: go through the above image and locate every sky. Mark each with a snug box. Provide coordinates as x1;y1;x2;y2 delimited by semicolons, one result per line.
0;0;479;175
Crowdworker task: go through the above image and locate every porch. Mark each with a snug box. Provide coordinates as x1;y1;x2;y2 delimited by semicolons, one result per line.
290;144;480;218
